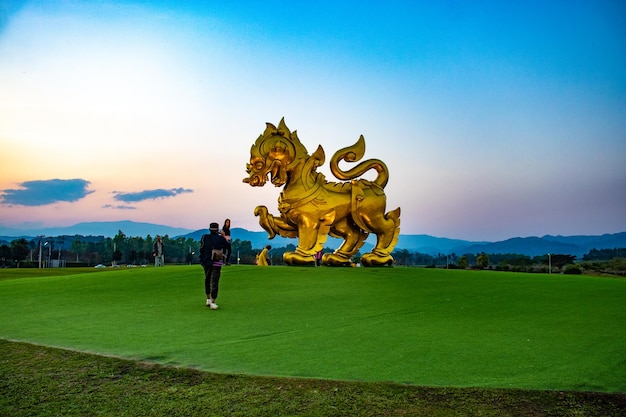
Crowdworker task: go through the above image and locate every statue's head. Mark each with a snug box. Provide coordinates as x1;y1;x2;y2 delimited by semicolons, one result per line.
243;118;308;187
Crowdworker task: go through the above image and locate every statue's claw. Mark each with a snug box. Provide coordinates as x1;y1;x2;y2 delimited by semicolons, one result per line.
254;206;276;239
322;253;353;267
361;253;394;267
284;252;316;266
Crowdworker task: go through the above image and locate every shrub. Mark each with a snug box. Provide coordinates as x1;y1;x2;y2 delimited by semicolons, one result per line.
607;258;626;272
563;264;583;275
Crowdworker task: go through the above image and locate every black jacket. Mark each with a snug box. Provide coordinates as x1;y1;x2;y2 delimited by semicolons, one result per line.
199;232;231;266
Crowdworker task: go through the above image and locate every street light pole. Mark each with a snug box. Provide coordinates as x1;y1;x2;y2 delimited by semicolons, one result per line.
548;253;552;275
38;237;43;268
42;241;49;268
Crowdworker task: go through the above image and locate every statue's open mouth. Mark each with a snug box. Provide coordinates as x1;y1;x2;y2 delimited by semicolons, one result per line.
269;160;286;187
243;173;267;187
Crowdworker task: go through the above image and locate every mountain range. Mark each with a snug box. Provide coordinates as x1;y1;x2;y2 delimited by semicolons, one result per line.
0;221;192;240
1;221;625;258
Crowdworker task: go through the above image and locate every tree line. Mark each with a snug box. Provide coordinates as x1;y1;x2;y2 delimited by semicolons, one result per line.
1;232;625;275
0;231;273;268
390;250;577;272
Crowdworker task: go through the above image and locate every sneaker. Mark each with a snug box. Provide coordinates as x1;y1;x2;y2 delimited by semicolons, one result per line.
210;302;219;310
206;299;212;307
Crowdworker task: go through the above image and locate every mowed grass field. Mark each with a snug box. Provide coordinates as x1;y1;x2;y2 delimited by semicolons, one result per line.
1;265;625;393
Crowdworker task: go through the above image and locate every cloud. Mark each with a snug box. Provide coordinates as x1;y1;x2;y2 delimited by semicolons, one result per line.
113;187;193;203
0;179;93;206
102;204;136;210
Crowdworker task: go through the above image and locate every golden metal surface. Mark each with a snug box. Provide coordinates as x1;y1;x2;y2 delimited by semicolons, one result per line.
243;118;400;266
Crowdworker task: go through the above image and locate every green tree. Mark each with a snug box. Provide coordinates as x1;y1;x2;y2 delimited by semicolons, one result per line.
414;252;434;266
583;248;626;261
457;255;469;269
113;230;128;263
393;249;411;266
231;239;255;264
0;244;11;267
10;238;30;267
476;252;489;269
539;254;576;270
112;249;122;265
71;239;85;263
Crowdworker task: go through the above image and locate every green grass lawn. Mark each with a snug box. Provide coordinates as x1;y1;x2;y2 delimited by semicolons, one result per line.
1;265;625;393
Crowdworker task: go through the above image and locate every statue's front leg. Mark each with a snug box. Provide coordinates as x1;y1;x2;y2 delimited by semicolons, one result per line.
283;211;333;266
283;224;317;266
254;206;276;239
254;205;298;239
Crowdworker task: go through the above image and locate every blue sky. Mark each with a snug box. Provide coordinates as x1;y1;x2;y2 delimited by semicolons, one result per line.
0;0;624;240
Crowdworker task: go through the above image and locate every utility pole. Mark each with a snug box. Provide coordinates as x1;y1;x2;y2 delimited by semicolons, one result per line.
548;253;552;275
38;237;43;268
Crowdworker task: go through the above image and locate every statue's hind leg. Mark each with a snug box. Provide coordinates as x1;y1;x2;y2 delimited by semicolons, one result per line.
323;218;368;266
361;207;401;267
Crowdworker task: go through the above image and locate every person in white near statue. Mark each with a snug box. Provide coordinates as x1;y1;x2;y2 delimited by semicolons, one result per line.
153;235;164;267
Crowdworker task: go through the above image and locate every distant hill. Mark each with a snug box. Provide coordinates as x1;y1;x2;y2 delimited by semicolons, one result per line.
459;237;581;258
396;234;488;255
1;220;624;258
184;228;346;251
181;229;626;258
0;221;193;240
542;233;626;251
457;233;626;258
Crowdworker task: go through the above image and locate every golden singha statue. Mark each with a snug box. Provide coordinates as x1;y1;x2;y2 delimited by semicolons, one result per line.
243;118;401;266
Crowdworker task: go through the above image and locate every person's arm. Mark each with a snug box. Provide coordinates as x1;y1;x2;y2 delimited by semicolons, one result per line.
199;236;207;264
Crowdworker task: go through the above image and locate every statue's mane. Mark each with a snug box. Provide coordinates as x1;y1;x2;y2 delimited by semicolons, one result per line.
250;118;310;170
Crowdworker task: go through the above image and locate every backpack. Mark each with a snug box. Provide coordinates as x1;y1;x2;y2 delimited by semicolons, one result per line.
211;248;224;261
202;234;224;264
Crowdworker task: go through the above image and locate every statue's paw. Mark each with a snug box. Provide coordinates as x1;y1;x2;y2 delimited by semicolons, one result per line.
254;206;277;239
361;253;394;267
322;253;353;267
253;206;268;217
283;251;316;266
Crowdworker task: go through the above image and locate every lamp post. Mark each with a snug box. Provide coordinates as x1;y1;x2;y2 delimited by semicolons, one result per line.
43;241;50;268
38;237;44;268
188;245;195;265
548;253;552;275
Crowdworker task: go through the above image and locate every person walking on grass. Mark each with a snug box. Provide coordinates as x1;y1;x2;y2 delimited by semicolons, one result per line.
200;222;231;310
